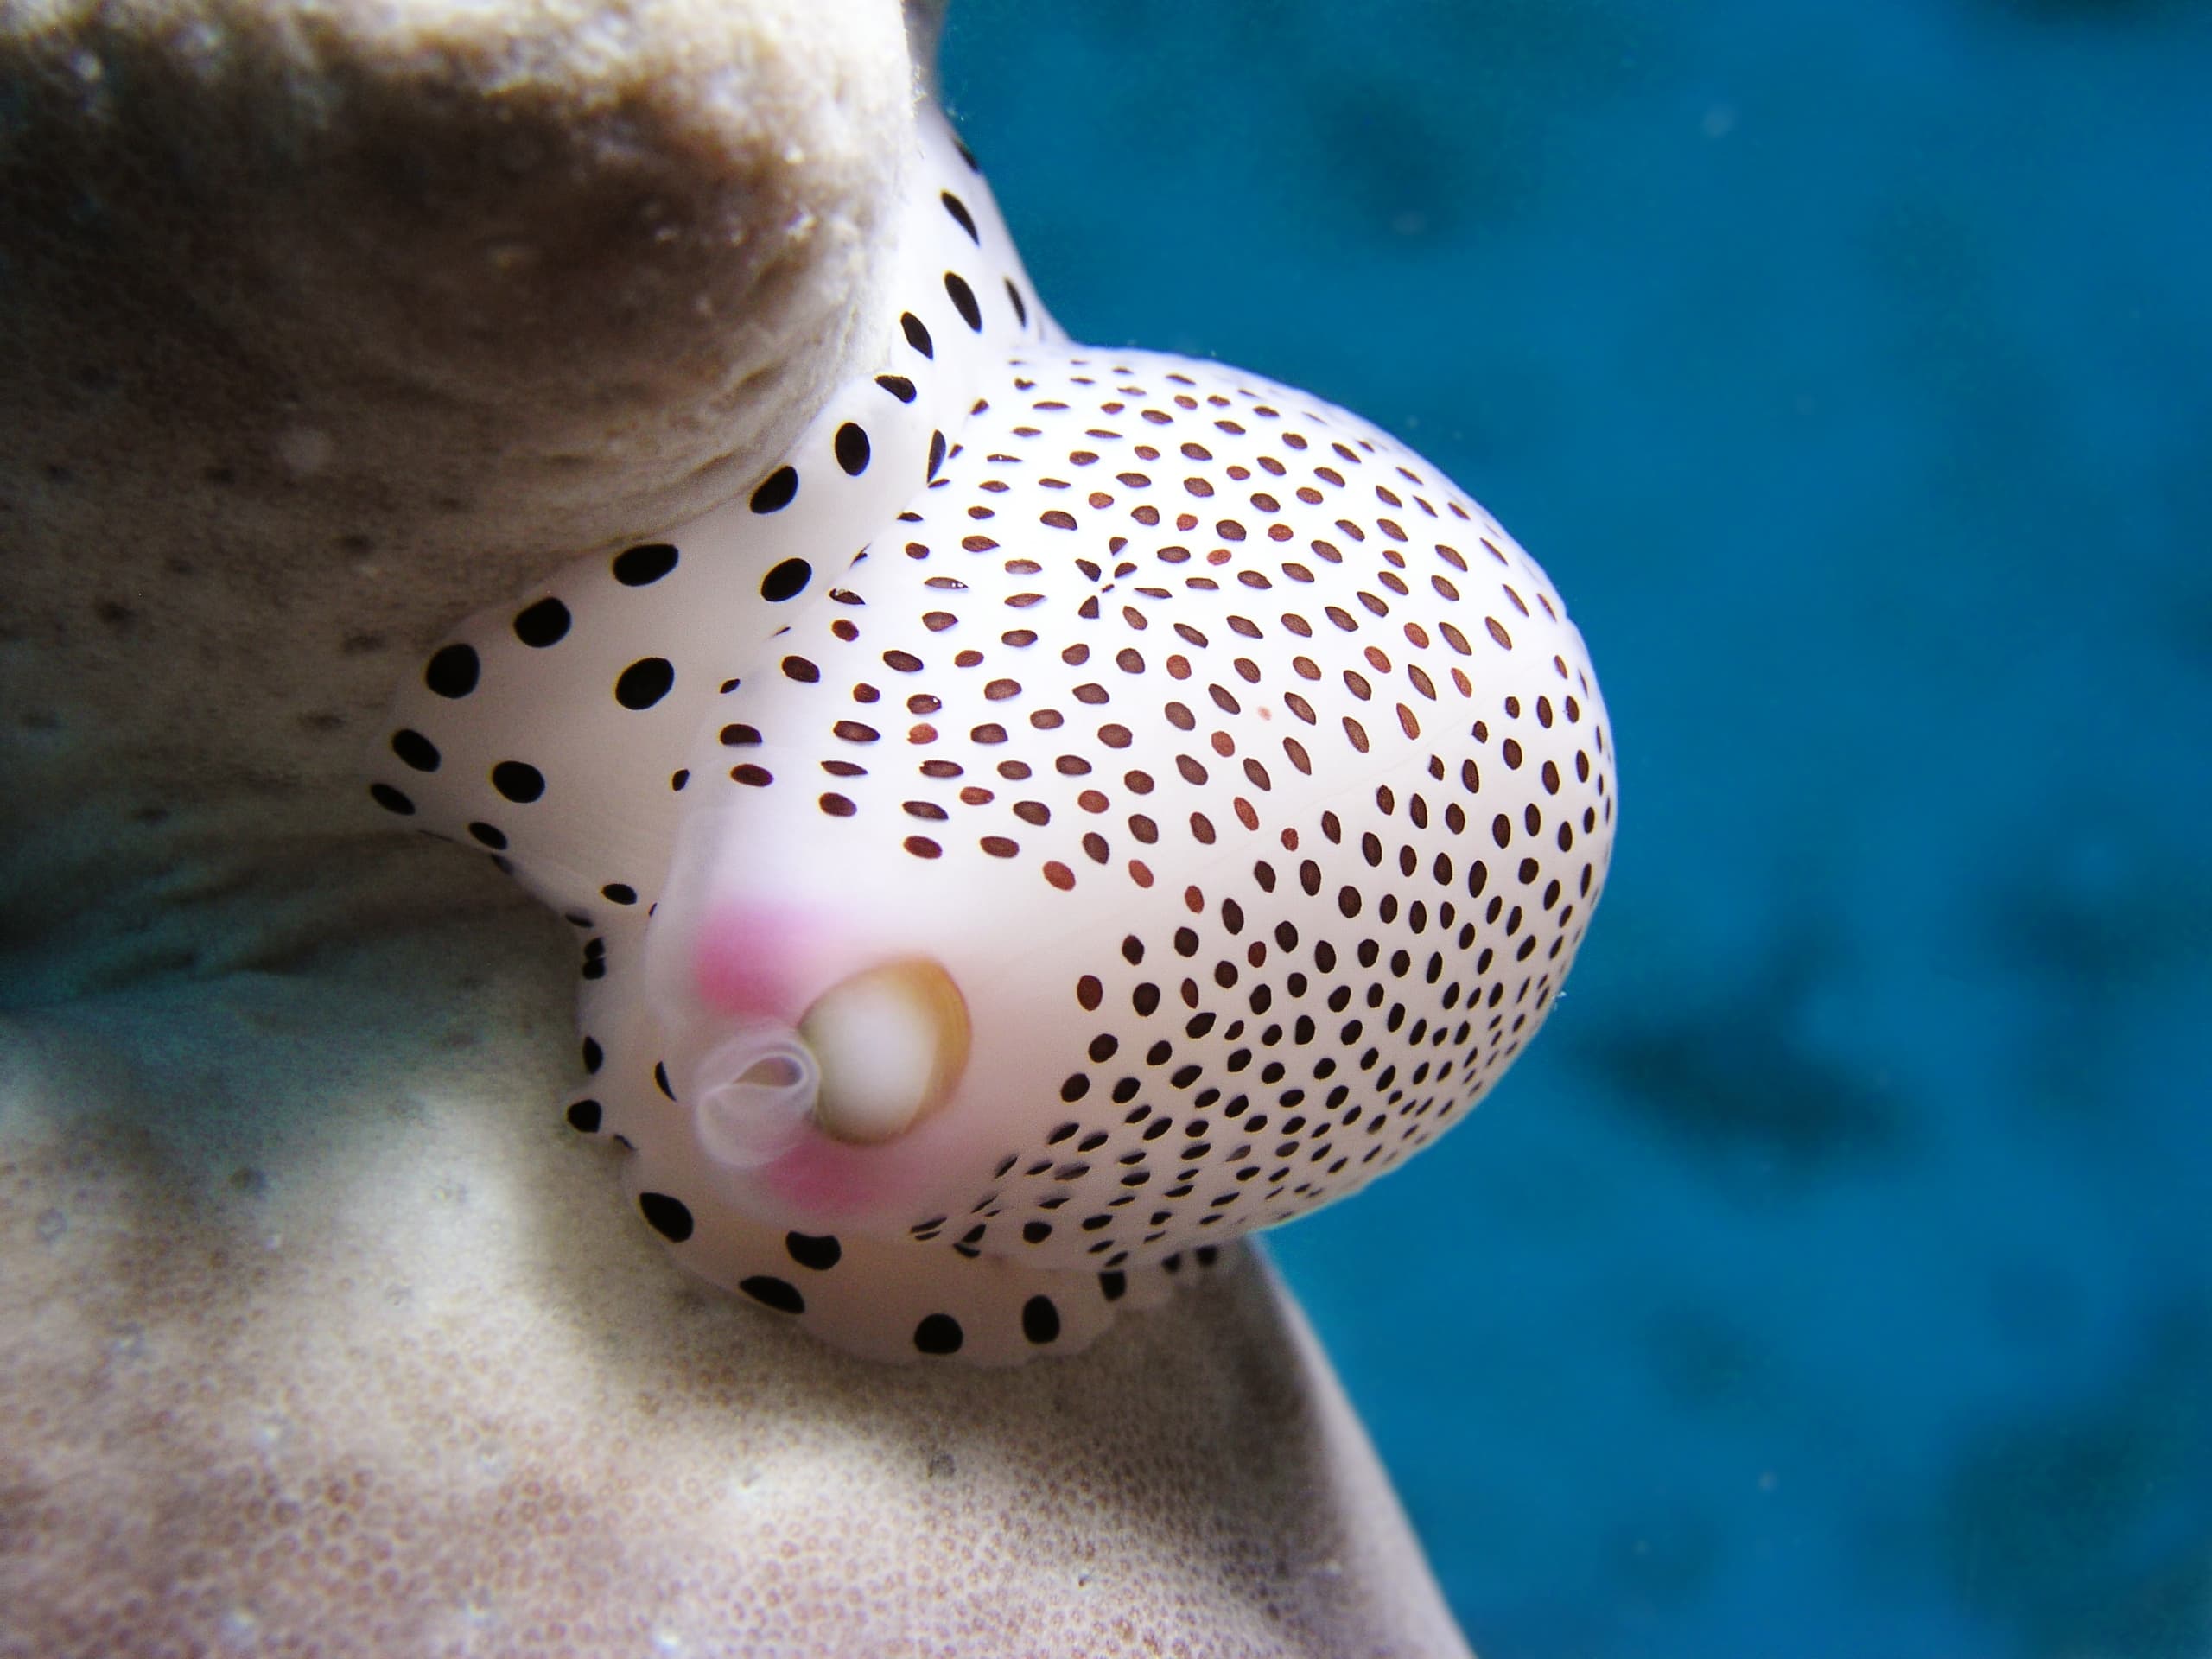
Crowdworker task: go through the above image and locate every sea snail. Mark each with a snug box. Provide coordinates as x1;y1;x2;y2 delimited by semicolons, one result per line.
369;95;1616;1365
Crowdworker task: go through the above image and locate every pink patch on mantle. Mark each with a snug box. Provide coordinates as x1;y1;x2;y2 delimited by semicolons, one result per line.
690;904;820;1023
754;1130;903;1219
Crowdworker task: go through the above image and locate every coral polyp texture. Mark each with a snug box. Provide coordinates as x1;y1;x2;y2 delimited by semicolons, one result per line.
371;97;1615;1365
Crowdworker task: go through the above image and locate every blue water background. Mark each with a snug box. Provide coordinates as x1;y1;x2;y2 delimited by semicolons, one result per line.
945;3;2212;1655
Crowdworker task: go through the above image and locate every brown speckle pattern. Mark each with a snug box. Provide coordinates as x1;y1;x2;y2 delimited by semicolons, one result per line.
366;99;1611;1366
